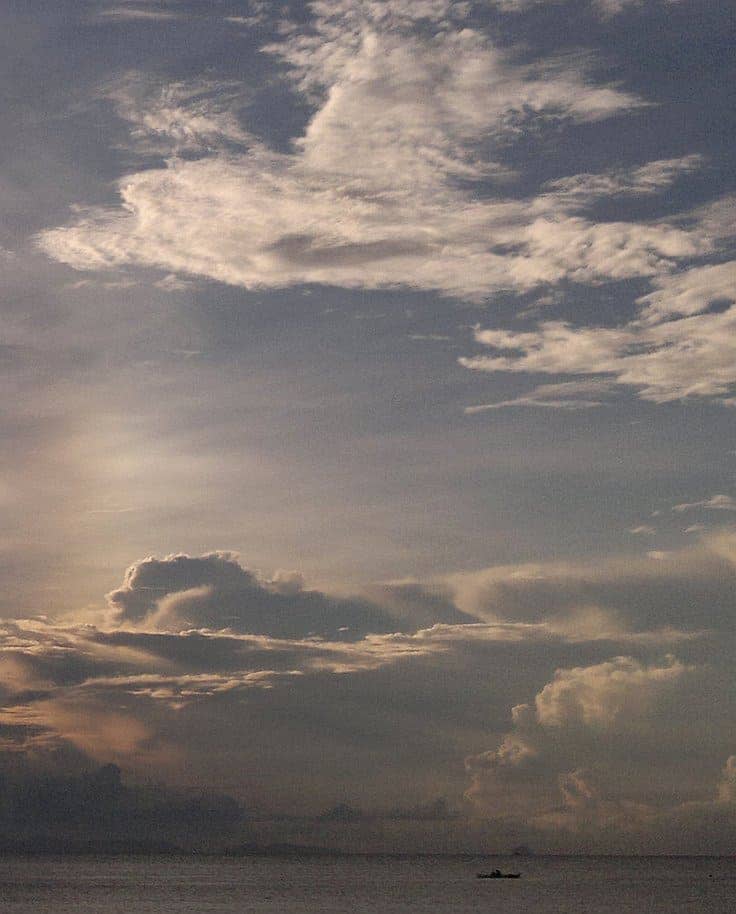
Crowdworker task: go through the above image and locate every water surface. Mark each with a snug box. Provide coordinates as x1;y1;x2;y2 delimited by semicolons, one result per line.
0;854;732;912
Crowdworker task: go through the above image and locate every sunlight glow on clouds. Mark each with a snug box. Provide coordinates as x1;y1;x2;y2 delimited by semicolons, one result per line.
464;653;722;836
0;531;732;844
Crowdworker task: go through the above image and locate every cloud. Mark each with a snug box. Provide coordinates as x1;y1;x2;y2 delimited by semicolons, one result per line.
94;7;184;22
465;655;701;833
0;538;732;847
488;0;682;18
39;3;648;302
673;494;736;513
533;655;691;727
465;379;614;412
540;155;704;209
37;2;736;407
461;260;736;403
638;261;736;323
106;551;399;639
441;531;736;634
0;759;244;852
104;74;253;152
0;612;699;825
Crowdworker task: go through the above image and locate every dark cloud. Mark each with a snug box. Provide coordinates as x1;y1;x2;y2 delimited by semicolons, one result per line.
444;535;736;633
0;758;244;853
363;580;477;627
107;552;400;639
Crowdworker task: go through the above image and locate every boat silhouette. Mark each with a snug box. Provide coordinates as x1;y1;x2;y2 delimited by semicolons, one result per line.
477;870;521;879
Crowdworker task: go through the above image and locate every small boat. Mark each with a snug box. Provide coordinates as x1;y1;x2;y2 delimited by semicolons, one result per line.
477;871;521;879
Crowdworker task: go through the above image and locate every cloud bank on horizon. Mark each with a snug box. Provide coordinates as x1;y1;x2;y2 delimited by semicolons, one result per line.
1;534;735;852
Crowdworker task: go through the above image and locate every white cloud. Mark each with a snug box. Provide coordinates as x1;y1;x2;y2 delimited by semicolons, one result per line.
638;261;736;323
465;655;698;832
534;655;691;727
465;378;614;412
488;0;682;19
95;7;184;22
37;1;735;406
39;3;649;302
687;194;736;242
154;273;194;291
461;259;736;403
105;74;252;152
540;155;704;209
673;494;736;513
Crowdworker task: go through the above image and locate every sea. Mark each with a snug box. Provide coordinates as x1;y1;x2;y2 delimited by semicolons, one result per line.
0;854;733;913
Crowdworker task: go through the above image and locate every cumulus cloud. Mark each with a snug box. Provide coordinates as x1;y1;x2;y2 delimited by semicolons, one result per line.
453;533;736;846
465;655;702;833
106;551;399;639
0;610;701;825
533;654;691;727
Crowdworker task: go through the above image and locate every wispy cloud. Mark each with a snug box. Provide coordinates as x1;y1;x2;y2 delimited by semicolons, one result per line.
39;3;647;302
461;258;736;404
540;155;705;209
488;0;683;19
673;494;736;513
38;3;736;407
465;379;614;412
95;7;184;22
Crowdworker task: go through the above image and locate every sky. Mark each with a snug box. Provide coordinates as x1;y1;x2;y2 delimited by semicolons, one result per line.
0;0;735;854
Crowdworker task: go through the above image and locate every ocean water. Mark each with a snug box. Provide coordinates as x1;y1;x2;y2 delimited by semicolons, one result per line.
0;854;732;913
